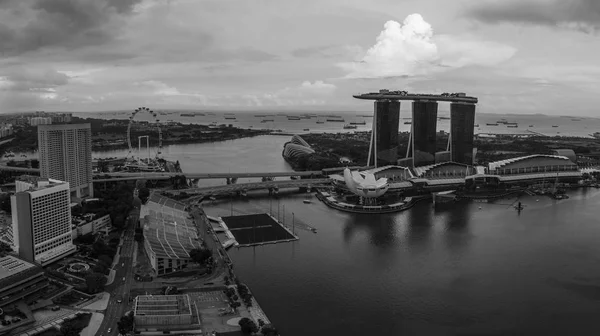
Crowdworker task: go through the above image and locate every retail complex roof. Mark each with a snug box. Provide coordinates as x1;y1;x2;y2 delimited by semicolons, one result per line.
141;194;202;260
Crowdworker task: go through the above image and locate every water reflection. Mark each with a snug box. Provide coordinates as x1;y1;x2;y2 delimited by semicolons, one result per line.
405;202;433;250
441;201;472;254
342;214;397;250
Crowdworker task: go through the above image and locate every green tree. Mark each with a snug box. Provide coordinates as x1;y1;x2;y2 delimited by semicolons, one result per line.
138;187;150;203
238;317;259;334
0;241;12;256
0;193;11;214
189;248;212;264
98;255;113;266
117;311;134;335
84;272;107;294
60;320;80;336
261;324;279;336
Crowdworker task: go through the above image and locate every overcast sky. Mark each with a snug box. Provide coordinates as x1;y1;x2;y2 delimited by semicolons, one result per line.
0;0;599;114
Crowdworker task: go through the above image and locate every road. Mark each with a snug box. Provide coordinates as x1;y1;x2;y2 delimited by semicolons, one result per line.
175;178;332;197
94;222;137;336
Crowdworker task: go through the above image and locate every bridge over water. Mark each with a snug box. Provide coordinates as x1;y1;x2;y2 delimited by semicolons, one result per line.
172;178;332;198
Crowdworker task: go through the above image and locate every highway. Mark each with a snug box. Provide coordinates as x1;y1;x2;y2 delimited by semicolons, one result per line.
95;215;137;336
174;178;332;197
96;170;323;179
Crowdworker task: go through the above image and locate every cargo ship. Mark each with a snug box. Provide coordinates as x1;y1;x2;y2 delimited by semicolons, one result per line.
343;124;357;129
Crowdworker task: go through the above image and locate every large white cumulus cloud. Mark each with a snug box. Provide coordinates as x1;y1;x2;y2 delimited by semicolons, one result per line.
338;14;517;79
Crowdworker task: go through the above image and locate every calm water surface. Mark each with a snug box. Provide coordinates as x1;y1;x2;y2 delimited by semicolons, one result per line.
13;135;600;334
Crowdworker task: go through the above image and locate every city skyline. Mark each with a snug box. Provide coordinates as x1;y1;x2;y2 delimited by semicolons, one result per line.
0;0;599;116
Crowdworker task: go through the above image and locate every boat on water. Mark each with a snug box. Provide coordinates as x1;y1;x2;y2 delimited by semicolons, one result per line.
349;121;366;125
224;116;236;120
260;119;274;123
404;121;412;125
343;124;357;129
327;119;345;122
552;125;559;128
303;199;312;204
287;116;301;121
529;125;534;127
181;113;195;117
486;123;499;126
316;121;325;124
507;125;518;128
303;128;310;131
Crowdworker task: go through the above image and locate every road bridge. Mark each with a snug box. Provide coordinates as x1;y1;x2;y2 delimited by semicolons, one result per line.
97;171;323;179
173;178;331;198
0;165;40;173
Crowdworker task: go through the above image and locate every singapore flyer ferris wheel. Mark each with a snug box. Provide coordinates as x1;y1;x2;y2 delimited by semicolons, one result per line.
125;107;163;171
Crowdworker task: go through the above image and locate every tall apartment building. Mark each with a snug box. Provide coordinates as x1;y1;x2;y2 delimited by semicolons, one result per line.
38;124;93;198
11;176;75;266
30;117;52;126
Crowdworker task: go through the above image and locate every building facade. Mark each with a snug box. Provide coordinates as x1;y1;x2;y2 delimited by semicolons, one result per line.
450;103;476;165
411;101;438;167
72;214;111;239
368;100;401;167
38;124;93;198
11;177;75;266
29;117;52;126
0;255;49;308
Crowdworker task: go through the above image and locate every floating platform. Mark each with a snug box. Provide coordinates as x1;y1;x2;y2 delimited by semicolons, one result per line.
221;213;298;247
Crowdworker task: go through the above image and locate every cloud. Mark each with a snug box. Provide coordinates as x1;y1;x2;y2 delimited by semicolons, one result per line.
292;44;363;59
337;13;516;79
466;0;600;34
0;0;143;56
136;80;209;105
243;80;337;106
0;66;69;92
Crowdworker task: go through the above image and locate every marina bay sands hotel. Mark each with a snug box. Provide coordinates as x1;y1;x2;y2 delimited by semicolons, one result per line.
353;90;478;168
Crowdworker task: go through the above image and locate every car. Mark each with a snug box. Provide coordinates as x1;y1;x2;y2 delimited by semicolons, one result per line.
117;299;122;303
122;277;126;281
122;263;124;267
108;328;112;333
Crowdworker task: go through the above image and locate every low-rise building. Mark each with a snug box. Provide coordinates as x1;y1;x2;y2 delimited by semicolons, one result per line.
71;214;111;239
134;295;195;331
0;255;49;308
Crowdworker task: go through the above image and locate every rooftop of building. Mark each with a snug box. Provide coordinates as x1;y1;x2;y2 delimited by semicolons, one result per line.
353;90;478;103
488;154;575;171
0;255;42;289
141;194;202;259
16;175;67;191
134;295;192;316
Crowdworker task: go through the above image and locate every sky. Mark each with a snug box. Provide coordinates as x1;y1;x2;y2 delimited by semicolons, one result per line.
0;0;599;115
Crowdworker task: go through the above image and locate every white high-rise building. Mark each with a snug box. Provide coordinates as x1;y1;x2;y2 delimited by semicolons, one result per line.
38;124;93;198
11;176;75;265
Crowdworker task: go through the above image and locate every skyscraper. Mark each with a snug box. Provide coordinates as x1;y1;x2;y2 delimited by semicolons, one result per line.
38;124;93;198
411;101;438;167
368;100;400;167
11;176;75;265
450;103;476;165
